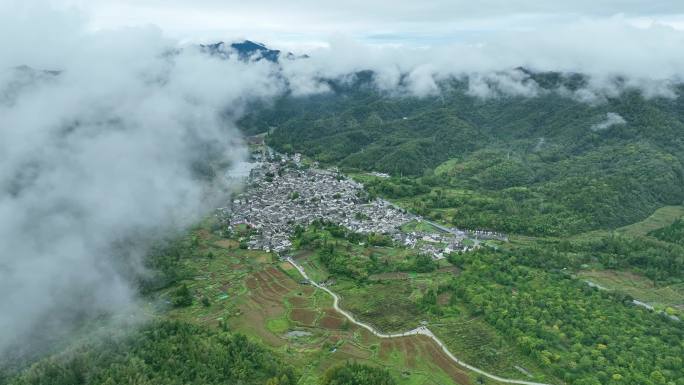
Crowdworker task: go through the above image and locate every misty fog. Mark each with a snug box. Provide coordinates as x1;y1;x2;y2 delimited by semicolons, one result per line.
0;7;286;359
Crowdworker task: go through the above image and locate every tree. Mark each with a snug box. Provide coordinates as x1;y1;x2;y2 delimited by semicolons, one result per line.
320;362;395;385
172;284;193;307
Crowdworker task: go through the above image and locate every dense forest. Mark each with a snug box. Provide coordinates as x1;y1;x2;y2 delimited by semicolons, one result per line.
447;250;684;385
320;362;396;385
5;321;297;385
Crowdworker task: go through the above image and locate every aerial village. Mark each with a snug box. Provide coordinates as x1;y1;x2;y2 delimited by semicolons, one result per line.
218;149;504;259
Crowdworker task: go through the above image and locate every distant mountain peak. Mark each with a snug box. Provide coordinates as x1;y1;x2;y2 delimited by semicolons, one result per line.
199;40;306;63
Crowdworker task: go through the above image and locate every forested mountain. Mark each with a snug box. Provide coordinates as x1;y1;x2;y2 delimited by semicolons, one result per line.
240;73;684;236
200;40;306;62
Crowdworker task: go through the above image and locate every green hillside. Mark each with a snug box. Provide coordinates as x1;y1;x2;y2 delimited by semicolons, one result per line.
242;78;684;236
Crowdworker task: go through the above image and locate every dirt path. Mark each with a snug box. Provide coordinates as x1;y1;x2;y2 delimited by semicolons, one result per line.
286;257;553;385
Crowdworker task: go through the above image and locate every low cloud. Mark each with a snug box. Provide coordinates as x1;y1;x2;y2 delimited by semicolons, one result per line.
591;112;627;131
279;18;684;99
466;70;541;99
0;3;285;360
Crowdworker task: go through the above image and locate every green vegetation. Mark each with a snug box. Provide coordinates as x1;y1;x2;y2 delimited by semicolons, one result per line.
448;249;684;385
578;269;684;315
291;223;550;380
267;317;290;334
650;218;684;245
321;362;395;385
235;83;684;383
4;217;485;385
7;320;296;385
295;221;438;282
618;205;684;237
172;283;193;307
244;82;684;237
238;81;684;384
508;231;684;284
355;142;684;237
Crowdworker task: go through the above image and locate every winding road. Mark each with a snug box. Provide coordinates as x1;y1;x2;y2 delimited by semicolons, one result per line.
286;257;552;385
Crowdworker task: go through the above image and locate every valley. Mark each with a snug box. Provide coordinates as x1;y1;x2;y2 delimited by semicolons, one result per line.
161;143;684;385
5;3;684;385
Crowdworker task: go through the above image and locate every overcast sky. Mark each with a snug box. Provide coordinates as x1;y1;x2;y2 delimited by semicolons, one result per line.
46;0;684;50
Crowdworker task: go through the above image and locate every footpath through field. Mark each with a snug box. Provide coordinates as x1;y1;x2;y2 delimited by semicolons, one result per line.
286;257;552;385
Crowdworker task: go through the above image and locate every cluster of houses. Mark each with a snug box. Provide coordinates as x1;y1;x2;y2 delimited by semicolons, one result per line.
218;153;487;258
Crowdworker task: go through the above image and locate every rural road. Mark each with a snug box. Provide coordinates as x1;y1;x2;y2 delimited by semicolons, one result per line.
285;257;553;385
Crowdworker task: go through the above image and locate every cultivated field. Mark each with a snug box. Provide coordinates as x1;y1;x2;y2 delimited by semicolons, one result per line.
617;205;684;237
160;219;505;385
579;269;684;314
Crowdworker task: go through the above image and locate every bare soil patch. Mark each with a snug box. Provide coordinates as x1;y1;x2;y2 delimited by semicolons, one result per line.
214;239;238;249
378;340;393;360
290;308;318;326
418;336;472;385
339;342;372;360
438;266;461;275
280;262;294;270
237;302;286;347
301;285;315;295
245;277;258;289
437;292;452;306
288;296;310;307
368;272;409;281
401;338;417;367
319;316;344;330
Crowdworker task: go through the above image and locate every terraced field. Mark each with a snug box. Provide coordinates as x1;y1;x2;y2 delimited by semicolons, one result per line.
291;251;553;384
162;221;495;385
579;269;684;315
616;205;684;237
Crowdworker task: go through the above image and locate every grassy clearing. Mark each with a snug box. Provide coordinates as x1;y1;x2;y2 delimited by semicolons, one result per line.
294;249;329;282
617;205;684;237
267;317;290;334
401;220;442;234
579;269;684;313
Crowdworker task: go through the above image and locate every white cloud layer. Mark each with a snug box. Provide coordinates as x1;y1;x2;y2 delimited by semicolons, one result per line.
278;18;684;98
0;2;285;359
